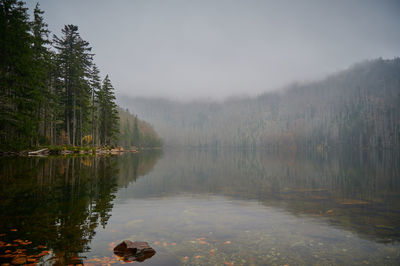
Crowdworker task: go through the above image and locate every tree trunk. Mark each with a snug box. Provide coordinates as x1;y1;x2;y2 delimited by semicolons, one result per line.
72;94;76;146
80;108;83;146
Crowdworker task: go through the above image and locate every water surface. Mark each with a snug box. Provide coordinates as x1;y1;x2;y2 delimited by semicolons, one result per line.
0;149;399;265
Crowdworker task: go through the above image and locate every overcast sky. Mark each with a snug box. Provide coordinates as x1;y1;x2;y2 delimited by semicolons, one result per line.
28;0;400;101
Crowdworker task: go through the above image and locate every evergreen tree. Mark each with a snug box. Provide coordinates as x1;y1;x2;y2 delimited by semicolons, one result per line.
0;0;38;148
132;115;140;147
89;64;101;146
53;24;93;146
31;3;52;144
98;75;119;145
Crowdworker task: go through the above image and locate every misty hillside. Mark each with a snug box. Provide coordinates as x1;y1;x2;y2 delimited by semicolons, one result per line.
119;58;400;151
118;108;162;148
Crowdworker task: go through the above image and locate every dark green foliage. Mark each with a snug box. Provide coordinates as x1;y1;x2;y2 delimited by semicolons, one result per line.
132;115;140;146
97;75;119;145
119;108;162;148
53;24;93;146
0;0;38;149
0;1;157;150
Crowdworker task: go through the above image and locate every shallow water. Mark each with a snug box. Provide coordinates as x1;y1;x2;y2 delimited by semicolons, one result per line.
1;149;400;265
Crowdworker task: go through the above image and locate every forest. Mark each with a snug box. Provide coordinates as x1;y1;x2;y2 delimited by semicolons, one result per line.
0;0;161;151
120;58;400;152
118;108;162;148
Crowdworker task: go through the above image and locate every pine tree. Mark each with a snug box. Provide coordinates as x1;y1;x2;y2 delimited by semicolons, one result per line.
31;3;52;144
53;24;93;146
98;75;119;145
89;64;101;146
132;115;140;147
0;0;38;148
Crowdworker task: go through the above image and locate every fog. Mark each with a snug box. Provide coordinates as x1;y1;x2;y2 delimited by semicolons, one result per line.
29;0;400;100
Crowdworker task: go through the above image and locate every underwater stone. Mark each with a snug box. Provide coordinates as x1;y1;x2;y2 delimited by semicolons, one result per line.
113;240;156;262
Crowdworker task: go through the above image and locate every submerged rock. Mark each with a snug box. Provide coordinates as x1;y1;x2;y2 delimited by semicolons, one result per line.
113;240;156;262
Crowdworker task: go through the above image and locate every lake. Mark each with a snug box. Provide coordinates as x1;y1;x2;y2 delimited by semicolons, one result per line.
1;149;400;265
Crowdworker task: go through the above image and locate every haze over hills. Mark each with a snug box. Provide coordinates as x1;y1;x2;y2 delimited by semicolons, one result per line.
118;58;400;151
27;0;400;100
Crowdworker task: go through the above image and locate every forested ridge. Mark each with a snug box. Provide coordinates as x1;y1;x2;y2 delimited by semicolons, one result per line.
0;0;161;150
118;108;162;148
120;58;400;151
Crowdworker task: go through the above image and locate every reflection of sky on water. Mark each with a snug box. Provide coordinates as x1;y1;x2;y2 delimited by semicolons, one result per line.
114;150;400;245
87;195;400;265
84;148;400;265
2;150;398;265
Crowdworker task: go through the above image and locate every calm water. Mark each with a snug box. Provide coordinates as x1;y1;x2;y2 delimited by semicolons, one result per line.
1;149;400;265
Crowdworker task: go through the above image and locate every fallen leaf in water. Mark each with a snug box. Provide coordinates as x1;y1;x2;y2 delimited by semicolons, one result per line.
194;255;201;259
197;237;206;241
224;262;233;266
183;256;189;260
12;256;27;264
224;241;231;244
5;250;11;253
37;245;46;249
0;233;6;237
163;242;167;247
10;229;18;232
154;241;160;245
199;240;209;245
171;242;177;246
15;249;26;254
210;249;215;255
37;250;50;257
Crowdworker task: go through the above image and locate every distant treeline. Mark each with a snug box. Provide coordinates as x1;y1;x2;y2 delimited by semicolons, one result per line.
121;58;400;151
119;108;162;148
0;1;160;150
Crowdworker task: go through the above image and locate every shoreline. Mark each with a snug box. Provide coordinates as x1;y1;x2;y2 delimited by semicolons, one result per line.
0;146;141;157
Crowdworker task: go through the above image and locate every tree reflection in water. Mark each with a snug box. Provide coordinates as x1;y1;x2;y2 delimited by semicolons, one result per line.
0;151;161;265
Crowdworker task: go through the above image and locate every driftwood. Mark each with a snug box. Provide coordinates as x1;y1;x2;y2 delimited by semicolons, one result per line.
113;240;156;262
28;148;49;155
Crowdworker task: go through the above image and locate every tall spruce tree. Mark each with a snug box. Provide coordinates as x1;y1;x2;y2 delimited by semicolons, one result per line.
98;75;119;145
53;24;93;146
89;64;101;146
31;3;51;144
0;0;38;148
